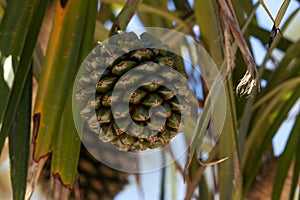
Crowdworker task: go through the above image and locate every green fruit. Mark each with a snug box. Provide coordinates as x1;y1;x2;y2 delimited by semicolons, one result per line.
75;31;196;151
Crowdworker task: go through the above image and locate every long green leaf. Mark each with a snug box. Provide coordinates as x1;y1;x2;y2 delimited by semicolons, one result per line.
51;92;81;190
243;28;300;177
192;1;243;199
79;0;98;61
219;81;242;200
245;85;299;157
0;0;44;154
0;0;26;113
0;0;32;65
243;86;300;191
253;77;300;109
0;2;48;194
265;39;300;93
186;94;211;168
0;0;50;155
272;113;300;200
33;0;89;161
51;0;97;191
8;67;32;200
185;0;224;168
194;0;223;66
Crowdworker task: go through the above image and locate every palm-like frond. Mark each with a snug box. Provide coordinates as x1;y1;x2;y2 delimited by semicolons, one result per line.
0;0;299;199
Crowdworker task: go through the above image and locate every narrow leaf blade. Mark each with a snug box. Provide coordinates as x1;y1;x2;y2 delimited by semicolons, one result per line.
33;0;89;160
275;0;291;28
8;68;32;200
51;93;81;190
0;0;47;154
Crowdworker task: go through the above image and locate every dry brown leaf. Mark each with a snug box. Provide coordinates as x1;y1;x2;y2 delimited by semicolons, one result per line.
219;0;260;96
220;9;235;74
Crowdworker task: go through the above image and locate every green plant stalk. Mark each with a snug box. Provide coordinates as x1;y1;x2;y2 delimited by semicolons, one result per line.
219;80;242;200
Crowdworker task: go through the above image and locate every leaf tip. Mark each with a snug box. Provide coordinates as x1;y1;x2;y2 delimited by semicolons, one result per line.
236;66;260;96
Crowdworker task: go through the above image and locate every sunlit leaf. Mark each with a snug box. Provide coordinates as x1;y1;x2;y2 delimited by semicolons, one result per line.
33;0;89;160
50;0;97;193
